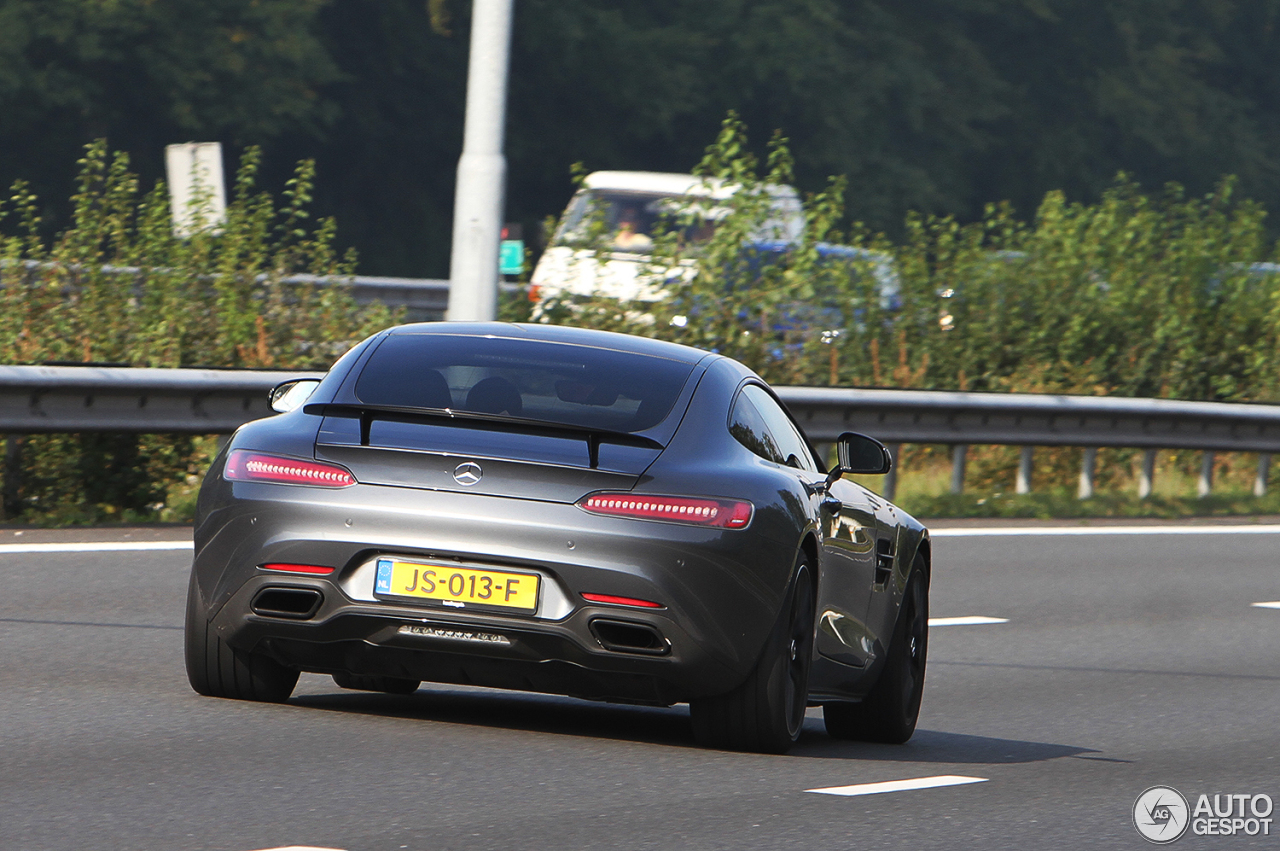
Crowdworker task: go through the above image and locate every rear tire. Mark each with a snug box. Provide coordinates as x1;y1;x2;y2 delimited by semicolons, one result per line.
824;556;928;743
332;673;421;695
690;556;816;754
184;571;298;703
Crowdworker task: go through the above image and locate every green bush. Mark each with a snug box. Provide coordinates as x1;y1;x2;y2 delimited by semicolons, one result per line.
0;141;399;524
539;114;1280;404
7;120;1280;524
532;114;1280;513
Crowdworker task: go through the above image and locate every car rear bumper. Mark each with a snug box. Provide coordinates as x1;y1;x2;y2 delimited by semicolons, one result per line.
208;574;736;704
192;478;799;703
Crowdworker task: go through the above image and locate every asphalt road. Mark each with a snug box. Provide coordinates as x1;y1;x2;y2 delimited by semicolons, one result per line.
1;523;1278;850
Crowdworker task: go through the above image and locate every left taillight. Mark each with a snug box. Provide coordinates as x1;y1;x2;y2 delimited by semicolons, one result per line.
223;450;356;488
578;493;753;529
260;563;336;575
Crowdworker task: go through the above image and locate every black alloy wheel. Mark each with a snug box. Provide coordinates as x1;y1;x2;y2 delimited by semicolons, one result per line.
690;555;817;754
184;572;299;703
824;553;928;743
782;565;816;734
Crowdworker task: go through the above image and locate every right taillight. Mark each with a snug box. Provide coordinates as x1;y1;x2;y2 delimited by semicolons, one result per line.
224;450;356;488
578;493;753;529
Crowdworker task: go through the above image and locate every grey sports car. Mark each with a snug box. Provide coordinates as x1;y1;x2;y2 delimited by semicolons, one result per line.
185;322;930;754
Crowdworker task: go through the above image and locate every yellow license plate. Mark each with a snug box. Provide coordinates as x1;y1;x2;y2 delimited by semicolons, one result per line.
374;558;539;612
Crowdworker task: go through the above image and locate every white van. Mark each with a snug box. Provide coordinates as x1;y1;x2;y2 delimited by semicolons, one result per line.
530;170;901;332
530;171;805;305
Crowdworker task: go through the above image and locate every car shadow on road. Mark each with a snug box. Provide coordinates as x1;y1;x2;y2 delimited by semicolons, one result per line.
291;683;700;749
792;724;1105;764
290;680;1099;765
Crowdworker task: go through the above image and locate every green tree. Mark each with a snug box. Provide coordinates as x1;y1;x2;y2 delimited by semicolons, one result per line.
6;0;1280;279
507;0;1008;249
969;0;1280;221
276;0;467;278
0;0;337;233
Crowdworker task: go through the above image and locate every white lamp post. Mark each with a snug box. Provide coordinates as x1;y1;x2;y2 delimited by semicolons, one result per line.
447;0;515;322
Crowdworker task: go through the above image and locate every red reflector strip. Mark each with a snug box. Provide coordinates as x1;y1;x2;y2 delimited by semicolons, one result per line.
260;563;335;575
581;592;664;609
577;493;753;529
224;450;356;487
724;501;753;528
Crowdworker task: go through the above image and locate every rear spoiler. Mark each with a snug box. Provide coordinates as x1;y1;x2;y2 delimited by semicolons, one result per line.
303;402;663;469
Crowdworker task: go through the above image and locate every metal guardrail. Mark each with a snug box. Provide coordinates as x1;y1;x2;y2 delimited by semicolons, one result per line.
775;386;1280;499
2;260;454;323
1;367;1276;498
775;386;1280;450
310;275;515;320
302;274;450;322
0;365;322;434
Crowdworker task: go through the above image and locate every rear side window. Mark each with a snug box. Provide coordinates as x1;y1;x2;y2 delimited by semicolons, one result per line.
729;392;784;463
730;384;817;472
353;334;696;434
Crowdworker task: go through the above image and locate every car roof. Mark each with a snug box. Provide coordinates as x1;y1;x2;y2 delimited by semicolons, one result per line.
583;171;799;202
385;322;717;366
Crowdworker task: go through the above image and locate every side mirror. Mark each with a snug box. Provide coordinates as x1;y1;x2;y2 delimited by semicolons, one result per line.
269;378;321;414
821;431;892;490
837;431;893;475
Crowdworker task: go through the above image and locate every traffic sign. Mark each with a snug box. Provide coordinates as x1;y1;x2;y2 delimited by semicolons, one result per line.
499;240;524;275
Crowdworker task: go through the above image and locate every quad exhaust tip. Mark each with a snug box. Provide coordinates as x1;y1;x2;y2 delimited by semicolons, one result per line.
589;618;670;656
251;587;323;620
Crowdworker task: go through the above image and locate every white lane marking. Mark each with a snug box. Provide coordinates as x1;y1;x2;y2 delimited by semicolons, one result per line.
928;616;1008;626
931;525;1280;537
806;775;989;797
1252;602;1280;609
0;541;192;554
248;846;348;851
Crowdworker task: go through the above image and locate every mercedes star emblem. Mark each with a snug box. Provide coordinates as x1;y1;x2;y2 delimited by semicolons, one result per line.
453;461;483;486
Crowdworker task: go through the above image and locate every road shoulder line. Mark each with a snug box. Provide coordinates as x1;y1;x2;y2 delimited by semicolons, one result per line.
0;541;192;554
931;524;1280;537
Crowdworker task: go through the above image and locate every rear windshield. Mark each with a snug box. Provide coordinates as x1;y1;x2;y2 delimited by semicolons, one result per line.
354;334;697;434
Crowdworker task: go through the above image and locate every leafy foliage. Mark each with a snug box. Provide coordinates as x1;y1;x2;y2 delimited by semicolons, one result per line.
546;115;1280;407
0;140;393;369
6;115;1280;523
534;115;1280;513
0;140;395;524
477;0;1280;277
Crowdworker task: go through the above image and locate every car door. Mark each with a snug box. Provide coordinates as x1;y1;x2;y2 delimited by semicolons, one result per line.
815;476;880;667
860;494;905;656
730;385;877;668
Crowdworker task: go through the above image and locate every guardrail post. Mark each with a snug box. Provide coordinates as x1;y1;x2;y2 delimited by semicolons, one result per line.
1256;453;1271;497
950;445;967;495
1;435;21;520
1078;447;1097;499
1016;446;1033;494
1138;449;1157;499
883;443;901;501
1198;451;1214;497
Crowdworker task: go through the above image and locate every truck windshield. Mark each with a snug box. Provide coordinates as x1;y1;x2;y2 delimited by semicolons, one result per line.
555;190;717;254
556;188;804;253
